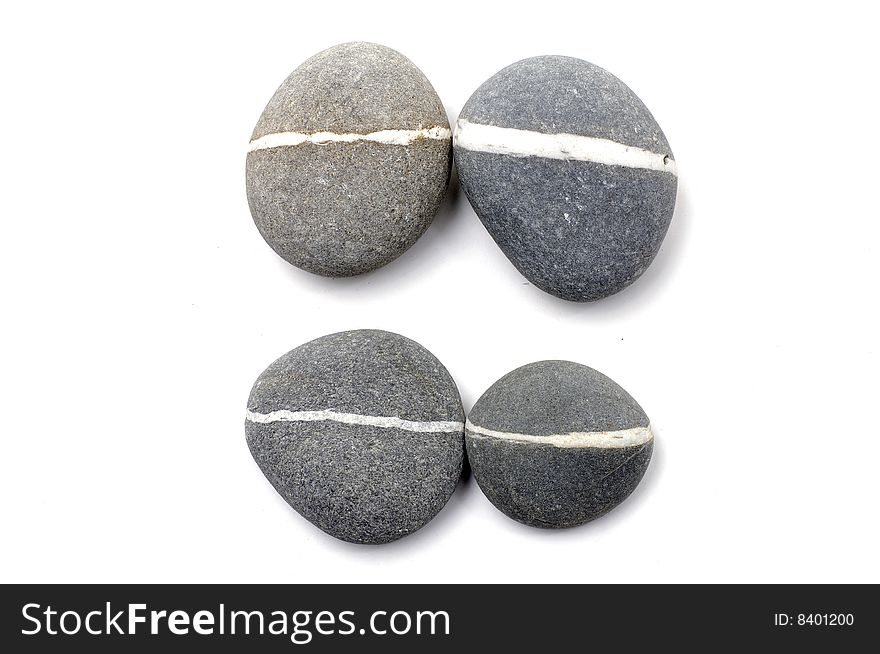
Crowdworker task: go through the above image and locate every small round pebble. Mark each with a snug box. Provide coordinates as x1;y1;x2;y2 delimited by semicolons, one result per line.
245;330;464;544
454;56;678;301
466;360;653;528
246;42;452;277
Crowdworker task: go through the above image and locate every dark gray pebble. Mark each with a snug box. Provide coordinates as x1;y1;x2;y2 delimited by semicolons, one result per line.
466;360;653;528
245;330;464;544
454;56;677;301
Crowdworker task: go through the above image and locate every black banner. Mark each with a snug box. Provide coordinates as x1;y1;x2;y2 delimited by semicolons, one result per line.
1;585;875;651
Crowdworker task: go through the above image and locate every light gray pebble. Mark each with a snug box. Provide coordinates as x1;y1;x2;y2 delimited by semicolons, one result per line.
246;42;451;277
466;360;653;528
245;330;464;544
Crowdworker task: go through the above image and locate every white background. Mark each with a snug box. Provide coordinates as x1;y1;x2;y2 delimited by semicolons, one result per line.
1;1;878;584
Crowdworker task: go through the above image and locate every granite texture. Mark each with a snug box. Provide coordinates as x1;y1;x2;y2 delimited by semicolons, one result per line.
246;330;465;544
454;55;677;301
466;360;653;528
246;42;451;277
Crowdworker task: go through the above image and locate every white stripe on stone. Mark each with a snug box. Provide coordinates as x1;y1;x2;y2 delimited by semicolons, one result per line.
246;408;463;433
248;126;452;152
465;419;653;449
453;119;677;175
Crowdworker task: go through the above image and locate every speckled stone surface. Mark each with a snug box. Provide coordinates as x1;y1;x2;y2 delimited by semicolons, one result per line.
466;361;653;528
454;56;677;301
245;330;464;544
246;42;451;277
